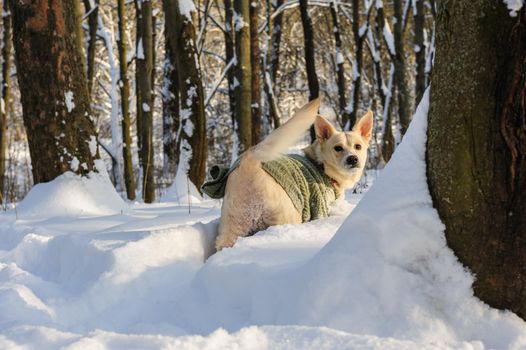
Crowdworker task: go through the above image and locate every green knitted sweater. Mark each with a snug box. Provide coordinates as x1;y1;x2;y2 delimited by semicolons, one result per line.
201;154;340;222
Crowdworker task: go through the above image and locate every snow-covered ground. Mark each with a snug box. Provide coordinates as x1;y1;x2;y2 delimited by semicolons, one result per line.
1;91;526;349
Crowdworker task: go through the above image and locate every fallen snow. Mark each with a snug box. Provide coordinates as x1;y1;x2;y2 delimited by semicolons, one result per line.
15;172;128;218
64;91;75;113
503;0;524;16
0;90;525;348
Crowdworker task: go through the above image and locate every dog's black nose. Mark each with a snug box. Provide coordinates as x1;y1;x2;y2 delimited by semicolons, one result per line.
346;155;359;167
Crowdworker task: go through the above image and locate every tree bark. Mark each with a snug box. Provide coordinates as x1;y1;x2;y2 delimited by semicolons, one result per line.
166;0;207;190
413;0;426;106
393;0;412;135
264;0;282;129
427;1;526;320
82;0;98;95
8;0;100;184
117;0;136;200
0;1;12;203
234;0;252;153
250;1;262;145
224;0;236;126
348;0;365;129
330;1;348;126
135;0;155;203
162;0;181;179
299;0;319;140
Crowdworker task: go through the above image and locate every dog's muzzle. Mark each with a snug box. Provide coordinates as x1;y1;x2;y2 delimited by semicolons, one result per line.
345;155;359;168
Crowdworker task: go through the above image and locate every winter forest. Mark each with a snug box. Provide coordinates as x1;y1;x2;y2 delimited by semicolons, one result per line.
0;0;525;349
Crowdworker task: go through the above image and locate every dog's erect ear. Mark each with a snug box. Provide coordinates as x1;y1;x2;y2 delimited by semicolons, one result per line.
314;115;336;141
352;111;374;140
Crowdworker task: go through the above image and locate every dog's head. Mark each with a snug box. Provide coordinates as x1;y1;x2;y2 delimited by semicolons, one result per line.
304;111;373;190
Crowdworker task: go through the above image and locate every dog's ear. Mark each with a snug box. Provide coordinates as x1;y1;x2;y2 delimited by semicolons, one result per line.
314;115;336;141
352;111;374;141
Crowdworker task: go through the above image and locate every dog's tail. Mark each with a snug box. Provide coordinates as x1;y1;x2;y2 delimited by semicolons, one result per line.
250;97;322;162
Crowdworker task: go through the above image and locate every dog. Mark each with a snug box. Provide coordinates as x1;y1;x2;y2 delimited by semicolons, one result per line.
212;97;373;251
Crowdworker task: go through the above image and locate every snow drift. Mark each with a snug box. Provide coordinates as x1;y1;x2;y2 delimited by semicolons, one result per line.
16;172;128;218
0;90;525;349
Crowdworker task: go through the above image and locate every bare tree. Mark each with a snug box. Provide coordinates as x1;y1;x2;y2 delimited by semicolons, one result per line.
234;0;252;153
162;0;181;179
393;0;412;135
329;1;348;125
8;0;100;183
413;0;426;105
224;0;236;125
83;0;99;94
117;0;136;200
250;1;262;144
166;0;207;190
135;0;155;203
299;0;319;140
0;1;12;203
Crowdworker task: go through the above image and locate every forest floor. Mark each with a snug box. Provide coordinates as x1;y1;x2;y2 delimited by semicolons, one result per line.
0;92;525;349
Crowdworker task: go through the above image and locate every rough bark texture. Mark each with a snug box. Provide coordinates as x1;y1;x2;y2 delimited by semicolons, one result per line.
0;1;12;203
348;0;364;129
393;0;412;135
264;0;282;129
414;0;426;106
330;1;348;126
117;0;136;200
82;0;98;95
427;1;526;320
135;0;155;203
162;0;181;179
234;0;252;153
250;1;262;145
299;0;319;140
224;0;236;126
166;0;207;190
9;0;99;184
269;0;283;84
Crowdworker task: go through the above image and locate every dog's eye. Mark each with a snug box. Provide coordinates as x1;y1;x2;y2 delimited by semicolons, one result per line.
354;144;362;150
334;146;343;152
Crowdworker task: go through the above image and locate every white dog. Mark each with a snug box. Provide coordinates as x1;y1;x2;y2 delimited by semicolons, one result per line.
203;98;373;251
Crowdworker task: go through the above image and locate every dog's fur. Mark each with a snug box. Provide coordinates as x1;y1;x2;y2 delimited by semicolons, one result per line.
215;97;373;250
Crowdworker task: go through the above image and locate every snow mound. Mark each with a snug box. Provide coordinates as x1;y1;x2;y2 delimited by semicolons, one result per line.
161;166;203;204
16;172;128;218
171;89;526;348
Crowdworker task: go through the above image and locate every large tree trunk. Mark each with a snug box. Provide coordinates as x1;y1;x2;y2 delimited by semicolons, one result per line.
162;0;181;179
166;0;207;191
0;1;12;204
135;0;155;203
9;0;100;184
427;1;526;320
117;0;136;200
233;0;252;153
250;1;262;145
299;0;319;140
393;0;412;135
